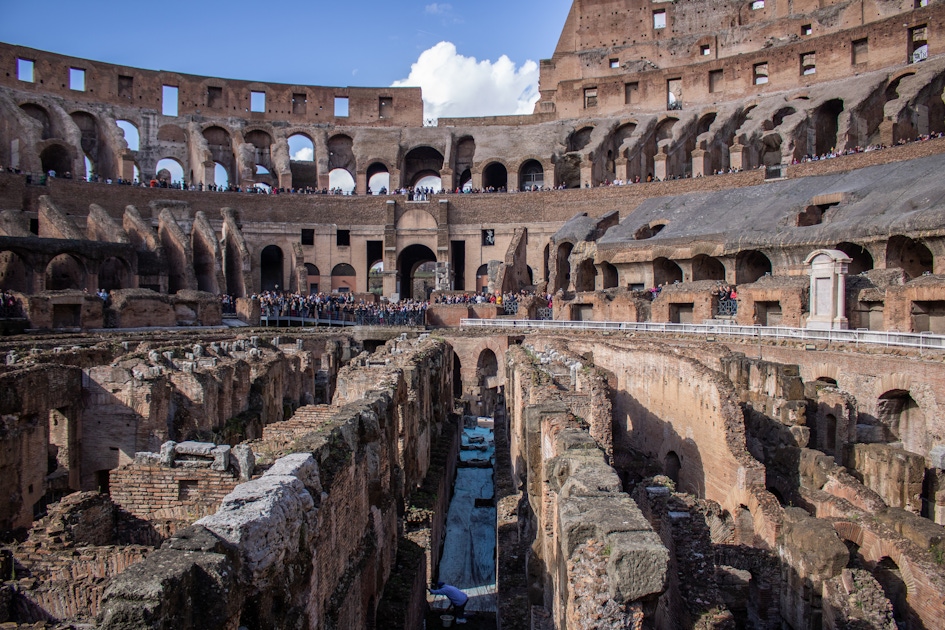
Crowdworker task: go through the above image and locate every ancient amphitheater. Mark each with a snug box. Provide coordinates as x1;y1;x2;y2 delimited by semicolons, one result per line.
2;0;945;628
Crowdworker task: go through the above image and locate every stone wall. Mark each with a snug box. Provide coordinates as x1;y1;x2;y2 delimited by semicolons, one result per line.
505;344;669;627
98;336;454;629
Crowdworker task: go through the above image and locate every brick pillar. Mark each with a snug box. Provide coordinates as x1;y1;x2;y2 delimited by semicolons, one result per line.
356;171;367;195
729;143;745;172
653;151;668;181
615;157;629;182
691;149;709;178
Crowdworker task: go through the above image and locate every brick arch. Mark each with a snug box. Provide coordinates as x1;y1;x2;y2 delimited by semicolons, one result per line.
875;373;912;398
471;156;511;175
805;362;841;385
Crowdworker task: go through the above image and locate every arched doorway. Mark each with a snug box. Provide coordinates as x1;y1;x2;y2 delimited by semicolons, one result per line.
40;144;72;177
397;244;437;300
600;262;618;289
873;557;909;626
886;236;933;279
403;146;444;188
664;451;681;484
288;133;317;189
0;251;32;293
482;162;508;191
836;242;873;275
653;257;683;286
99;257;131;292
877;389;927;455
519;160;544;190
692;255;726;281
476;264;489;293
367;162;390;194
46;254;86;290
305;263;321;294
260;245;284;292
331;263;356;292
735;250;772;284
574;259;597;292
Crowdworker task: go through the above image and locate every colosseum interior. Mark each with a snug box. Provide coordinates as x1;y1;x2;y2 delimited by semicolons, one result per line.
3;0;945;628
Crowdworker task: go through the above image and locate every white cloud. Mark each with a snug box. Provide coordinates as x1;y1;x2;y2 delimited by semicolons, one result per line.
424;3;452;15
392;41;539;119
292;147;313;161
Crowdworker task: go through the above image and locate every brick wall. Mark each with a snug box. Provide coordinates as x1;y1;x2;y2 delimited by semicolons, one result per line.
109;465;241;524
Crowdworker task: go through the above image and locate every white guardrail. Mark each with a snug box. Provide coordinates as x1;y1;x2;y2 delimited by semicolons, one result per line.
459;318;945;351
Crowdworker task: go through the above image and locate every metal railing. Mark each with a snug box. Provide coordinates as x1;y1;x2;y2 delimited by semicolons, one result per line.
261;309;427;327
536;307;554;321
715;299;738;317
504;301;520;315
459;318;945;350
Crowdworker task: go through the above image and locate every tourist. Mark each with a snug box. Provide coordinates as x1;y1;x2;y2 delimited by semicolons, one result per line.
429;582;468;623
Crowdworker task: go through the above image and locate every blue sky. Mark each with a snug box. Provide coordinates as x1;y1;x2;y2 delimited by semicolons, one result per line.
1;1;573;117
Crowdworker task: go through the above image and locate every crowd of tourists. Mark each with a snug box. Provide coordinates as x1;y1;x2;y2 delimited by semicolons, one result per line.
0;290;24;318
251;290;429;326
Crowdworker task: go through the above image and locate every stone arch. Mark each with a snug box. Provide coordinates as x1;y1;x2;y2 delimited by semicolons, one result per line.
877;388;927;455
691;254;725;281
813;99;845;155
453;136;476;190
735;250;772;283
402;146;444;187
476;264;489;293
885;71;916;103
655;117;678;142
288;132;317;188
260;245;284;292
0;250;32;293
155;157;184;184
766;107;796;131
653;257;683;286
331;263;356;293
20;103;54;140
70;110;113;178
45;253;87;291
567;126;594;152
519;159;545;190
99;256;132;292
873;556;910;627
482;161;508;191
40;144;73;177
244;129;273;175
116;120;140;151
600;261;618;289
836;242;874;275
397;244;437;300
366;160;391;194
554;242;574;292
886;235;932;278
203;126;235;183
396;208;438;230
327;134;355;173
697;112;717;136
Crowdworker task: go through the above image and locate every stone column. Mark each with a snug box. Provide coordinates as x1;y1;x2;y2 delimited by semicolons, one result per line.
691;148;709;178
615;157;629;183
355;171;367;195
729;142;745;172
653;151;668;181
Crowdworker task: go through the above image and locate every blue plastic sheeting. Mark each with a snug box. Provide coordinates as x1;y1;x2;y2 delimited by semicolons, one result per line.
431;424;497;613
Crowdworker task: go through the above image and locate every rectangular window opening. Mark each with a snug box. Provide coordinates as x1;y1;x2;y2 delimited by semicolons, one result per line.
379;96;392;118
301;229;315;246
709;69;724;93
801;24;812;36
625;81;639;104
852;38;869;65
292;92;307;115
17;58;34;83
701;45;711;56
69;68;85;91
609;58;620;69
910;25;928;63
915;0;928;7
653;10;666;30
334;96;349;117
584;87;598;108
250;91;266;113
751;0;765;9
482;229;495;246
337;229;350;247
801;52;816;76
667;78;682;110
162;85;179;116
118;75;133;99
753;62;769;85
207;86;223;108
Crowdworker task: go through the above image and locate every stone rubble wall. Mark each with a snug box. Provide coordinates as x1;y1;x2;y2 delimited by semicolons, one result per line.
97;337;453;630
505;344;669;628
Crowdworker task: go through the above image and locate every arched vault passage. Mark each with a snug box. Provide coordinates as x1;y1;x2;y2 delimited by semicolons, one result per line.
397;244;437;300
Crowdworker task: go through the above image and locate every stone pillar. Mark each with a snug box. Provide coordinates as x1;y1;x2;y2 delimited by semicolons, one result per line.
729;142;745;172
691;148;709;178
355;171;367;195
653;151;668;181
507;170;519;192
580;162;593;188
805;249;852;330
121;153;136;182
615;157;629;183
471;171;483;192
